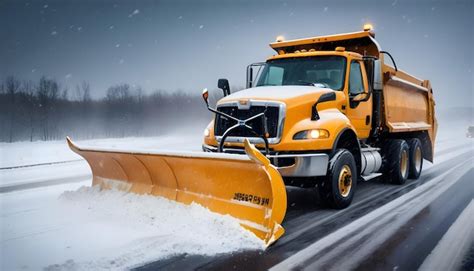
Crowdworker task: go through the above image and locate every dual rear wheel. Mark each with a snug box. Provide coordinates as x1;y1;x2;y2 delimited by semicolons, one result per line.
383;138;423;184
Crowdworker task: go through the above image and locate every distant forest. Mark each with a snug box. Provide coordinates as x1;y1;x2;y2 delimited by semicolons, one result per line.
0;76;214;142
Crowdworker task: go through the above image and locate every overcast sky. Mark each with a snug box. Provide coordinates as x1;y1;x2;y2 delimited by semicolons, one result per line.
1;0;472;108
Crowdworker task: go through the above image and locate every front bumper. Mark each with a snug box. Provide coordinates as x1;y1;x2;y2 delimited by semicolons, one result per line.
202;144;328;177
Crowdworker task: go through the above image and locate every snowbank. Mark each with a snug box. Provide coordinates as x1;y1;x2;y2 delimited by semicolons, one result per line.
1;184;264;270
0;135;202;168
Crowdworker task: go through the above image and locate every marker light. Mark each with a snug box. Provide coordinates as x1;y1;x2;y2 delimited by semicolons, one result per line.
363;23;374;31
204;128;210;137
276;35;285;42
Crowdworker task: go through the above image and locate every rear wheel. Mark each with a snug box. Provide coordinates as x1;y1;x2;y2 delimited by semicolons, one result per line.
383;139;410;184
319;149;357;209
407;138;423;179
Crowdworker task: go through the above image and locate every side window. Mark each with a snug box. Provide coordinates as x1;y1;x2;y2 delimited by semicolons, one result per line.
263;66;284;85
349;61;364;95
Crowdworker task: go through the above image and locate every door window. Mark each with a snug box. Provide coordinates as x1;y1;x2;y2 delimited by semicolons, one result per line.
349;61;364;95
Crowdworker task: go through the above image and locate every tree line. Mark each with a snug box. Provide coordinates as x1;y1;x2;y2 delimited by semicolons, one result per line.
0;76;214;142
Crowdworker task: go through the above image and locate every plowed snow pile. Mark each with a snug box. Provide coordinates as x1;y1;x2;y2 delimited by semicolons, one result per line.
51;186;264;270
2;184;264;271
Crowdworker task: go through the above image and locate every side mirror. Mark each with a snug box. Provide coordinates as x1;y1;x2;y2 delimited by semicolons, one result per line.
317;92;336;104
351;92;369;102
202;88;209;107
311;92;336;120
373;59;383;91
218;79;230;96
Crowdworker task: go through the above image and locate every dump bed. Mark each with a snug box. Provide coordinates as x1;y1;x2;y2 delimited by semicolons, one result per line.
381;64;437;160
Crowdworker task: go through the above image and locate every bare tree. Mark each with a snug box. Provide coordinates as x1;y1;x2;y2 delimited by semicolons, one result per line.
5;76;20;142
0;77;209;142
81;81;91;102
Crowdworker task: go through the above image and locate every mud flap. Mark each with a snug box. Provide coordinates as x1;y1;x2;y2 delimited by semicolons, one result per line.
67;137;287;246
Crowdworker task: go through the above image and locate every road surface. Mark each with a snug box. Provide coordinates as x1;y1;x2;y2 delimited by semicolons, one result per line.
137;139;474;271
1;135;473;270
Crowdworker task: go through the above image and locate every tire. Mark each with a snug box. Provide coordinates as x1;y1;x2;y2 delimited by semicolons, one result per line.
407;138;423;179
319;149;357;209
383;139;410;184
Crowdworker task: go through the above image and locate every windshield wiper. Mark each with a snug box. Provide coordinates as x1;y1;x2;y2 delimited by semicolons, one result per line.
296;80;328;88
295;80;316;86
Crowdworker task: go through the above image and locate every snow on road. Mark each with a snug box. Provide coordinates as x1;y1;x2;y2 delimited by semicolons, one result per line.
0;135;202;189
0;134;266;270
1;183;264;270
0;127;471;270
0;135;202;168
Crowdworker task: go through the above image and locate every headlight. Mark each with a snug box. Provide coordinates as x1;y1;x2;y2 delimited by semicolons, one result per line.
204;128;210;137
293;129;329;140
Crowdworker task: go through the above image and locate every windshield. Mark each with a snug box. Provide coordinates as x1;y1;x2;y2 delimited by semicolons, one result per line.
256;56;346;90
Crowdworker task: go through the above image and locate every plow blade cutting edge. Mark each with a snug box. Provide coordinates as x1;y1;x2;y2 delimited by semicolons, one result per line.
66;137;287;246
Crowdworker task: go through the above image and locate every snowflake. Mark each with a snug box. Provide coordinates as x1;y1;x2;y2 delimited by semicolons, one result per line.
129;9;140;18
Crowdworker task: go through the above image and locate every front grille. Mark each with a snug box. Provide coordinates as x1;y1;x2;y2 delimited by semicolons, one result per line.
214;105;280;138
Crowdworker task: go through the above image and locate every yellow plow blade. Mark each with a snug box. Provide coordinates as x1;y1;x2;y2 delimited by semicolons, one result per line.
67;137;287;246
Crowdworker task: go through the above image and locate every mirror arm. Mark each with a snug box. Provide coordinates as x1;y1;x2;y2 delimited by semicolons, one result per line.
311;103;320;121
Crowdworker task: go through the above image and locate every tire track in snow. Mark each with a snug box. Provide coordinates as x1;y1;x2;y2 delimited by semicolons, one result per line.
270;158;473;270
0;159;83;170
419;200;474;271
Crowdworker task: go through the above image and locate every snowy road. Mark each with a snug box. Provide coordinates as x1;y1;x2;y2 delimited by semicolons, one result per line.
137;138;474;271
1;133;473;270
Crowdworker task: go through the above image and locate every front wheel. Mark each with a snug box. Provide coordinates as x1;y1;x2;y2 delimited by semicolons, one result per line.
319;149;357;209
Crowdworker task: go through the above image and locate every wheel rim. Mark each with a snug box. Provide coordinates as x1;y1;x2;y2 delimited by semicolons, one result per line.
338;165;352;197
400;149;409;178
415;147;422;173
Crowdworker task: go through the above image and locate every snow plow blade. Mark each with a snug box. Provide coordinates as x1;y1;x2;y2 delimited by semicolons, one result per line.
66;137;287;246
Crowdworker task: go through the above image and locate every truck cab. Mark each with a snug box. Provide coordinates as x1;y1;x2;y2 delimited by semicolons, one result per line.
201;26;437;209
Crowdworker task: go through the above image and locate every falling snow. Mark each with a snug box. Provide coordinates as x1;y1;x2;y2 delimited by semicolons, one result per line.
129;9;140;18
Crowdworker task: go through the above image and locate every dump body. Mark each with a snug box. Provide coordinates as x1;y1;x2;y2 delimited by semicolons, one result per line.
381;65;437;160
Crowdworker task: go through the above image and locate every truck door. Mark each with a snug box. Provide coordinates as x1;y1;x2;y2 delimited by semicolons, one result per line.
346;60;372;139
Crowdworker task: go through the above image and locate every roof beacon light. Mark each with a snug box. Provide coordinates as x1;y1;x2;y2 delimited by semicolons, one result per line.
276;35;285;42
363;23;374;32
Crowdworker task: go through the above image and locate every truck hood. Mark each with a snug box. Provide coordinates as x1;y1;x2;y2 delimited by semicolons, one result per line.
218;86;333;105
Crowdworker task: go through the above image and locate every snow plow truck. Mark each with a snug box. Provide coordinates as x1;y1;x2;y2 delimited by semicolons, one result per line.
67;25;437;246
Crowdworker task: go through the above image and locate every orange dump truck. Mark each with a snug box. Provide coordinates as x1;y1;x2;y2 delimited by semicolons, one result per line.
202;25;437;208
68;26;437;246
